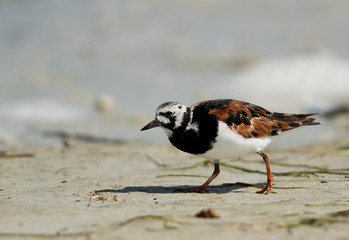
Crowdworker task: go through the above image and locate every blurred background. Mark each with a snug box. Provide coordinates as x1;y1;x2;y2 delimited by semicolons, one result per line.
1;0;349;148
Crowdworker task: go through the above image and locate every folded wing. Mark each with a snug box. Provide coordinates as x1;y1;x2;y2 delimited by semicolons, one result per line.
194;99;320;139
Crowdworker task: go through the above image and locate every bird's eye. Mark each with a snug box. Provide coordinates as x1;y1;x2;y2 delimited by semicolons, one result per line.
165;111;172;117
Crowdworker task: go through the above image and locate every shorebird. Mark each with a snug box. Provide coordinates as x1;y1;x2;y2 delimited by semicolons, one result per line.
141;99;320;194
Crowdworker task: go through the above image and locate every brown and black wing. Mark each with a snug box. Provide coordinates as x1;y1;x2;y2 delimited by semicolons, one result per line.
192;99;320;138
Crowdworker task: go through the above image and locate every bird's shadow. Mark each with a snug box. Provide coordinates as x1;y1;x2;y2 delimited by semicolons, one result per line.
95;182;262;194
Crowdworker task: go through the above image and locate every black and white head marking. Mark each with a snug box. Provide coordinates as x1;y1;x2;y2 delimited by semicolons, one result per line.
155;101;191;135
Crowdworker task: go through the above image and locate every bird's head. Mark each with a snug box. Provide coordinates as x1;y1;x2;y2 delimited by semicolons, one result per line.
141;101;191;136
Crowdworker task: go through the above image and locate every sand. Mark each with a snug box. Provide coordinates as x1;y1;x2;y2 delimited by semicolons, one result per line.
1;135;349;240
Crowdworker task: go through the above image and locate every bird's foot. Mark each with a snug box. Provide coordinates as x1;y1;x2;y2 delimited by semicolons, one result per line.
256;182;274;194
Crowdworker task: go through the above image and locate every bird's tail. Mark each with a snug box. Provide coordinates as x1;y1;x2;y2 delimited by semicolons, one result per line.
270;112;320;132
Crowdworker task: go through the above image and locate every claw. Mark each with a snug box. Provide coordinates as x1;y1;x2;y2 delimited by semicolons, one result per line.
256;183;273;194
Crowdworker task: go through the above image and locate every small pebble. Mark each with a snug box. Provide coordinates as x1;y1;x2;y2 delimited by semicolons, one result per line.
195;208;220;219
95;94;116;113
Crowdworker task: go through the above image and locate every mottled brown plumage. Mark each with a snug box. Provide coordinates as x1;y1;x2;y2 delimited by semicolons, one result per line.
193;99;319;139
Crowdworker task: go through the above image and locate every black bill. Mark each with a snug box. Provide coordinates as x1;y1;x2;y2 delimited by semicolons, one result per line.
141;119;161;131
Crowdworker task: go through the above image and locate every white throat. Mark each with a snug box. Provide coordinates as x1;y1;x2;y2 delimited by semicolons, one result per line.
161;127;173;137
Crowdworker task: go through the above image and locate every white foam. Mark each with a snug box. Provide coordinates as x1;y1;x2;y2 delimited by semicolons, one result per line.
0;99;87;123
216;53;349;113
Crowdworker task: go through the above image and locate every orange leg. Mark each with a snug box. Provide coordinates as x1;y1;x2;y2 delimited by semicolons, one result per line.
256;152;274;194
182;160;220;193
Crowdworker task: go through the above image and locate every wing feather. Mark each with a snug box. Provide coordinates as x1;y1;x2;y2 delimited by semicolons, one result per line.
192;99;320;139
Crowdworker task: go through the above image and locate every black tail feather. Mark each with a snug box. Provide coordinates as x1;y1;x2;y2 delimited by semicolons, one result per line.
270;112;320;132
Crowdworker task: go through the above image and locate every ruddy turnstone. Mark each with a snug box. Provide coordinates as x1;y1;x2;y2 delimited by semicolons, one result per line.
141;99;320;194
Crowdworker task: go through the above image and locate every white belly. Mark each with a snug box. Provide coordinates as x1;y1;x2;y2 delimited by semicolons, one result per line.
198;121;271;160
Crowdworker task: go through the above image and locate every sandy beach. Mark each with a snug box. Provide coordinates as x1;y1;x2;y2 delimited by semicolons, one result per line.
1;131;348;240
